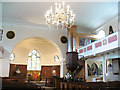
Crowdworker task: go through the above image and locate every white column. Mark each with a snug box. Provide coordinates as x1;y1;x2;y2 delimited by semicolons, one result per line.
1;47;11;77
60;59;67;78
68;31;72;52
102;56;107;82
0;2;2;29
118;2;120;30
60;59;64;78
73;37;75;52
85;60;88;81
67;30;73;52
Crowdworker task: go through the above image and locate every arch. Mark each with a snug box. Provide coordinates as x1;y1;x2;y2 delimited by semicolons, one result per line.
98;64;103;75
11;37;63;59
87;64;91;76
91;63;98;75
109;25;114;35
9;36;66;78
10;37;63;66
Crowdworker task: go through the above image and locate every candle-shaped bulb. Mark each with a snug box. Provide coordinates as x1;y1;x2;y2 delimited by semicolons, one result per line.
62;2;65;7
51;6;52;14
55;2;57;7
59;4;61;8
70;10;73;16
67;6;70;13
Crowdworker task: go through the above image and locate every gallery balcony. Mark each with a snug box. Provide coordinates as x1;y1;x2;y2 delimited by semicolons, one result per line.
77;30;119;58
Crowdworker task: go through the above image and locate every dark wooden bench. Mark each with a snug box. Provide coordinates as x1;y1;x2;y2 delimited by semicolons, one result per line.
60;81;120;90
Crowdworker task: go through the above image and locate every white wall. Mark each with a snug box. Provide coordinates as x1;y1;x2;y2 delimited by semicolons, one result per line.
95;17;119;36
0;47;10;77
0;2;2;77
87;57;103;67
0;2;2;29
118;2;120;30
10;37;62;66
1;20;67;77
77;26;95;34
105;51;120;82
103;50;120;82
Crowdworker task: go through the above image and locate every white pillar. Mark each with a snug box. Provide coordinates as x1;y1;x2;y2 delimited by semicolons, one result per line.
60;59;64;78
0;46;10;77
118;2;120;30
67;30;73;52
60;59;67;78
73;37;75;52
0;2;2;29
102;56;107;82
85;60;88;81
68;31;72;52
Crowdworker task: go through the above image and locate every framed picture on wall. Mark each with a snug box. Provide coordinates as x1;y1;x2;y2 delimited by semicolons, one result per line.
79;38;86;46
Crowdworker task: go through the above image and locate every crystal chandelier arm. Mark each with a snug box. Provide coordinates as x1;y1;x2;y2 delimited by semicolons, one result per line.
45;2;75;29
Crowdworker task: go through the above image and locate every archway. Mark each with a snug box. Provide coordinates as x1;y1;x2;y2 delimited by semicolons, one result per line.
87;64;91;76
9;37;62;81
91;63;98;75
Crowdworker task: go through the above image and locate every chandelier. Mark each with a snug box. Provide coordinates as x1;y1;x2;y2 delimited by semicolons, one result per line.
45;2;75;29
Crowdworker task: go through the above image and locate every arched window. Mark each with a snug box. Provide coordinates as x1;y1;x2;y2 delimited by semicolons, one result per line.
91;63;98;75
27;49;41;71
109;26;114;35
87;64;91;76
98;64;103;75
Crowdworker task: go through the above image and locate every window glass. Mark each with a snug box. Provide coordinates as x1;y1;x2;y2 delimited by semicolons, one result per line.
27;49;41;71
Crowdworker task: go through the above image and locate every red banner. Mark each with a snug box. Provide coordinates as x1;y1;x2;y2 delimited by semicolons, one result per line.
79;49;83;53
95;41;102;48
108;35;117;43
87;45;92;51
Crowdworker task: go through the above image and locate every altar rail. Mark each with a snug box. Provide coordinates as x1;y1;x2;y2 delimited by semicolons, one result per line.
77;30;120;57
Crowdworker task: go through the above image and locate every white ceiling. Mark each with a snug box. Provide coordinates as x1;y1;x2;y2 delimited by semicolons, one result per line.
2;2;118;31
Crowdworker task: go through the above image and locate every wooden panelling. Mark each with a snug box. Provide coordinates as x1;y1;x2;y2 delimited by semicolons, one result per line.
10;64;60;79
41;65;60;78
10;64;27;78
10;64;15;76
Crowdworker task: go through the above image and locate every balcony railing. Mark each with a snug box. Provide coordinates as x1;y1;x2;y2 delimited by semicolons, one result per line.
77;30;119;57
